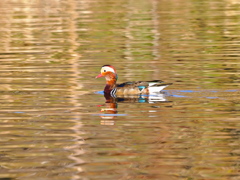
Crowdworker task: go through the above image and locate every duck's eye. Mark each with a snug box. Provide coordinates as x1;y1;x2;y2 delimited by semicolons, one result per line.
103;70;106;72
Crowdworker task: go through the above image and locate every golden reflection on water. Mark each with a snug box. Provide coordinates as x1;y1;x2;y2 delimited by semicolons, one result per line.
0;0;239;179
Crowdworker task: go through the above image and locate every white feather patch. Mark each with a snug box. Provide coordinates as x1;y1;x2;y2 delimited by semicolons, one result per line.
149;83;158;87
148;85;168;93
101;66;115;73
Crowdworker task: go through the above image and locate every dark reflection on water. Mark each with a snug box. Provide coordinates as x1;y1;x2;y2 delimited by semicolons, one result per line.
0;0;239;179
95;92;170;125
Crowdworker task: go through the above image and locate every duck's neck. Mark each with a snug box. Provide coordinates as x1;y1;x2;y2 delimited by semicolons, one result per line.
104;73;117;94
104;79;116;93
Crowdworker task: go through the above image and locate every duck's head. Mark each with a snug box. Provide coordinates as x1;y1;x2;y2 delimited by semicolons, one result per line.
96;65;117;80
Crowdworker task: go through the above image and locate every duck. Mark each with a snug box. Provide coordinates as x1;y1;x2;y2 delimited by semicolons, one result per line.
96;65;172;97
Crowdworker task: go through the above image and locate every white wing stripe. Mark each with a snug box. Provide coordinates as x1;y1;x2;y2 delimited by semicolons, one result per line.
110;88;117;97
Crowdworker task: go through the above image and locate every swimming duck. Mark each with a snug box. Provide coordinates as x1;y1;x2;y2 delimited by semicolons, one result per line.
96;65;172;97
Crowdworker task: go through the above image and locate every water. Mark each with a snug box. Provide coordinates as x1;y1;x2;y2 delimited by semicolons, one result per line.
0;0;239;179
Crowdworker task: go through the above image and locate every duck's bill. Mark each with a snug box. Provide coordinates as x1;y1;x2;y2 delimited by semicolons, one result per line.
95;74;103;78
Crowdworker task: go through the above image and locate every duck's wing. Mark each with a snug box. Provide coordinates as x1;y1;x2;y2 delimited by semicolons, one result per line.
117;80;170;88
117;80;172;94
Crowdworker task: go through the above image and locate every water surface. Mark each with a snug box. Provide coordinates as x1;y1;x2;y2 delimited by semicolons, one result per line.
0;0;239;179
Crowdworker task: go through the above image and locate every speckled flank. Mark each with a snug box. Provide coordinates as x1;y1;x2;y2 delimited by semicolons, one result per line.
116;87;141;95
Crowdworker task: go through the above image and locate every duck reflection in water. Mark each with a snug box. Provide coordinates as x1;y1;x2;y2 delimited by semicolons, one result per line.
98;93;118;125
99;92;169;125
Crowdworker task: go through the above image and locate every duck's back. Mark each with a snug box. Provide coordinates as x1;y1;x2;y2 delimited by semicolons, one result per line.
116;80;172;95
